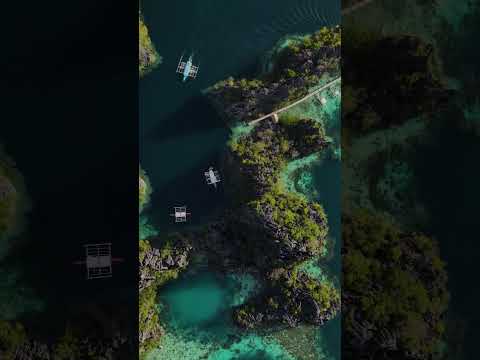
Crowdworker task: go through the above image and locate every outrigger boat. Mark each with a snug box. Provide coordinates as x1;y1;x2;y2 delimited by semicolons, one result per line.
176;52;199;82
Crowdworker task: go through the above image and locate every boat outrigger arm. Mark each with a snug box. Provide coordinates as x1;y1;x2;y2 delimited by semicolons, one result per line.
176;53;199;82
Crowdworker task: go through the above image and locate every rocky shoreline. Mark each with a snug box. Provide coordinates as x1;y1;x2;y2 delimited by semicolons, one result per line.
139;27;342;357
139;13;161;78
206;27;340;125
341;20;452;359
342;210;448;359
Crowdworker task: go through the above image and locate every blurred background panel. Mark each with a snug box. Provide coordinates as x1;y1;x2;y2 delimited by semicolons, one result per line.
0;1;139;358
342;1;479;359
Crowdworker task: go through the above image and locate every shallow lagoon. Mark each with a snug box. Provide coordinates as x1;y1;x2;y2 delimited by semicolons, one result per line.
148;270;295;360
141;0;340;358
147;98;341;359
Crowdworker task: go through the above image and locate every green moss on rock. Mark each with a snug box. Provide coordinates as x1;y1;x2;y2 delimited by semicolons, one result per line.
139;166;151;213
250;186;328;259
227;117;330;198
342;32;450;136
234;269;339;329
207;27;340;124
0;320;26;359
342;209;449;358
139;15;161;77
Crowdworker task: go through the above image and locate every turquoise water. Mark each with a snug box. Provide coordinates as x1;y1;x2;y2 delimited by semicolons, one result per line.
280;83;341;272
140;0;340;359
148;109;342;360
277;76;341;360
150;266;340;360
148;271;294;360
161;272;228;327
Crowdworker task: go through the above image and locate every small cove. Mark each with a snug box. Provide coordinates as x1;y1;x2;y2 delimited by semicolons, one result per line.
141;0;340;358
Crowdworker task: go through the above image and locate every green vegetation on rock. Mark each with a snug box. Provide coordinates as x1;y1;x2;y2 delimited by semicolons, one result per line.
139;166;151;213
251;186;328;257
207;27;340;124
138;167;190;359
209;52;339;329
234;267;340;329
0;320;26;359
342;209;449;358
342;30;450;136
52;327;81;360
228;117;329;197
139;15;161;77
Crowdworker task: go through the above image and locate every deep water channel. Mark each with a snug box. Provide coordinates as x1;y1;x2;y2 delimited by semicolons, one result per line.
140;0;340;359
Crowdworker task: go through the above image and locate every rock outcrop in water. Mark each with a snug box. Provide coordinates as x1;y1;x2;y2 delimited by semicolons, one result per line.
137;12;173;358
138;169;192;358
224;187;328;269
199;29;343;330
139;236;192;292
137;27;342;358
139;166;151;213
138;236;192;357
139;14;161;78
343;33;452;136
341;19;452;359
206;27;340;124
195;116;332;272
139;238;188;357
218;115;339;329
342;210;448;360
226;118;330;198
235;269;340;329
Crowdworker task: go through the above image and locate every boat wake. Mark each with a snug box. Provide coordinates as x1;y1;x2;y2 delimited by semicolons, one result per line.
247;0;340;52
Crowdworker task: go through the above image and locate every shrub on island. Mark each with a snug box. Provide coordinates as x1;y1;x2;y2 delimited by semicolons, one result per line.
342;209;449;359
234;268;339;329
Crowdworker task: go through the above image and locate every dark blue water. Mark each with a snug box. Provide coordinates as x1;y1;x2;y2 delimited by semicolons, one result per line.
140;1;340;359
140;0;340;233
0;1;139;338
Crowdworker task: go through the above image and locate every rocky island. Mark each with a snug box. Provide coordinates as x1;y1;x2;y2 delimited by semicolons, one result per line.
342;210;448;359
341;17;452;359
138;27;342;358
207;26;340;125
138;170;192;358
202;27;341;331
